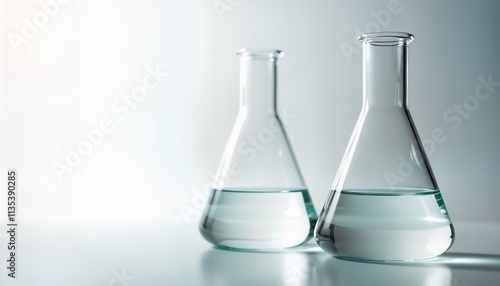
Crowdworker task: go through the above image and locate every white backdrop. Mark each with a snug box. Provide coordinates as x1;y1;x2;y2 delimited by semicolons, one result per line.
1;0;499;224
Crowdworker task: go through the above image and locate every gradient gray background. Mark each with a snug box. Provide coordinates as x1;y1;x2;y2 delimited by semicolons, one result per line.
189;0;500;224
0;0;499;226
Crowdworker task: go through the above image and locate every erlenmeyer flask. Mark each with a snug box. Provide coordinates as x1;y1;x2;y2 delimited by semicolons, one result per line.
200;49;318;250
315;32;455;261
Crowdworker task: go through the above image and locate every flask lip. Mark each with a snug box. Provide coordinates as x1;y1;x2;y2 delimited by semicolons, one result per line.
237;48;284;59
358;32;414;46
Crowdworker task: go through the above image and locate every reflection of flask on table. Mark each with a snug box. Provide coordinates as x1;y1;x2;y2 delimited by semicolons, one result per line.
320;256;452;286
200;49;317;250
315;32;455;261
201;249;320;286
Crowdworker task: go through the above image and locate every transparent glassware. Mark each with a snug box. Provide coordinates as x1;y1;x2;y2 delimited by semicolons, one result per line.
315;32;455;261
200;49;318;250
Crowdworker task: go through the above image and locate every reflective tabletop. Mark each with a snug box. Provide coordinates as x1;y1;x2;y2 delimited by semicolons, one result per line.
1;221;499;285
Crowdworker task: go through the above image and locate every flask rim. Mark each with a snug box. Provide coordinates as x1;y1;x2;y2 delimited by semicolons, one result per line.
237;48;284;59
358;32;414;46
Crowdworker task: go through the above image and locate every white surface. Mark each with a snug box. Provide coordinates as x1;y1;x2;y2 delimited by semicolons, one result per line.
0;221;499;285
0;1;499;284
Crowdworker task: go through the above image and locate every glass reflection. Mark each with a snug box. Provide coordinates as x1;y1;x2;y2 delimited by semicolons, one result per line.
319;257;452;286
201;248;322;286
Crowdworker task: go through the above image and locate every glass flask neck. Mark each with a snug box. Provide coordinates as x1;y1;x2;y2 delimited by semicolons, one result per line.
238;49;283;115
361;33;413;109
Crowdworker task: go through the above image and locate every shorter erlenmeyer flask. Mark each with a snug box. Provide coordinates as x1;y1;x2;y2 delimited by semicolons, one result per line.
199;49;317;250
315;32;454;261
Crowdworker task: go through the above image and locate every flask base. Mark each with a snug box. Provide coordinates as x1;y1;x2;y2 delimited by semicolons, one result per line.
200;188;317;250
315;189;455;261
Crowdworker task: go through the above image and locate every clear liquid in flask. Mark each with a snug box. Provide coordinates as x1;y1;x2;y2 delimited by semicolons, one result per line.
200;188;318;250
315;188;454;261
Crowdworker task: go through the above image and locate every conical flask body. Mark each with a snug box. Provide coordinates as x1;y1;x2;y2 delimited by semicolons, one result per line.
200;49;317;250
315;33;454;261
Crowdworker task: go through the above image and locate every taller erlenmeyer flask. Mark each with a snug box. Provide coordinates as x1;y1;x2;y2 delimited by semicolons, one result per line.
315;32;454;261
200;49;318;250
